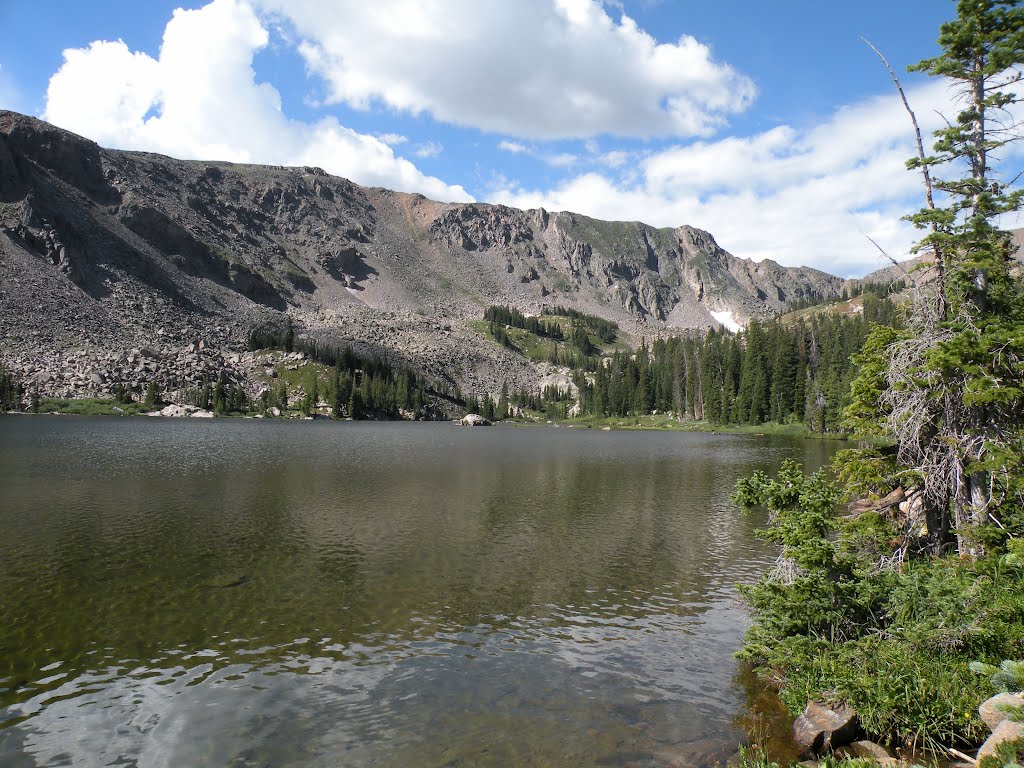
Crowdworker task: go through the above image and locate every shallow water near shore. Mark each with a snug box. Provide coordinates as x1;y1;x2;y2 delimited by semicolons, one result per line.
0;417;839;767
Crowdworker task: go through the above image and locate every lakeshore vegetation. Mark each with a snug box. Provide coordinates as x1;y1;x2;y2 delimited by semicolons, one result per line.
734;1;1024;765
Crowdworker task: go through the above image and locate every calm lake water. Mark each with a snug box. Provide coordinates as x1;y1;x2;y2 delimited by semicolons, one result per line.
0;418;839;767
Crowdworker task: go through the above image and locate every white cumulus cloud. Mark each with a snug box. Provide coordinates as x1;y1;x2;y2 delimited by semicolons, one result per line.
490;78;1024;277
253;0;756;139
42;0;471;202
412;141;443;158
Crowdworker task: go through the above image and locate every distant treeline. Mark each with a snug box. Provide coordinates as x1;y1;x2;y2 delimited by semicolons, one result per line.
541;305;619;343
1;366;25;412
483;304;619;366
249;322;438;419
472;293;901;432
789;280;907;311
570;294;900;432
483;305;563;340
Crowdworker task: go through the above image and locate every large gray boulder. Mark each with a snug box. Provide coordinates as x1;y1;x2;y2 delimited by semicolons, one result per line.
792;701;860;757
460;413;491;426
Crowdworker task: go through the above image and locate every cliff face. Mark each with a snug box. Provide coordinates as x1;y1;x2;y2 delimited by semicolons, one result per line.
0;110;846;399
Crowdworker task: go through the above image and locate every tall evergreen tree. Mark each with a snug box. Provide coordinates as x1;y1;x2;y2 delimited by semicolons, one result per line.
849;0;1024;554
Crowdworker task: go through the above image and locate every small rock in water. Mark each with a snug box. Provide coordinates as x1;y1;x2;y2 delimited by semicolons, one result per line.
202;574;249;589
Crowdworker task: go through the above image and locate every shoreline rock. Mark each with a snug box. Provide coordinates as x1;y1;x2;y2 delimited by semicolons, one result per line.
792;701;860;758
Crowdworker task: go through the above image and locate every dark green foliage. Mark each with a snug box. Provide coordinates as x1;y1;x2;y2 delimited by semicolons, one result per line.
732;462;856;651
254;329;439;420
541;304;619;343
788;281;906;311
248;316;296;352
112;383;132;405
735;460;1024;749
737;4;1024;757
143;381;159;409
568;305;899;430
567;321;596;355
483;305;564;340
0;366;24;411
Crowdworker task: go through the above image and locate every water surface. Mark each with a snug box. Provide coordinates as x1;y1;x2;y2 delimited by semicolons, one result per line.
0;418;838;767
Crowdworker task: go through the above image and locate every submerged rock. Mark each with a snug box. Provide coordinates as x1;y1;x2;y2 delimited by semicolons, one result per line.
201;574;249;589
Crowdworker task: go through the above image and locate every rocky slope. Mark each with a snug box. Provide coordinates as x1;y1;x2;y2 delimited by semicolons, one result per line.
0;110;848;402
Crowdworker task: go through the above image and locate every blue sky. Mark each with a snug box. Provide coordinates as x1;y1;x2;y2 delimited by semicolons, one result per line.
1;1;1010;277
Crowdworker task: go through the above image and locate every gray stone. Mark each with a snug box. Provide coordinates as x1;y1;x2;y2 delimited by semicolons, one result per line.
155;404;198;417
460;413;491;426
835;740;892;761
792;701;860;757
980;693;1024;730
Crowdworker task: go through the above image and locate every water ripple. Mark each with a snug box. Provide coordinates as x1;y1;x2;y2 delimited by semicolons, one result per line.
0;418;841;767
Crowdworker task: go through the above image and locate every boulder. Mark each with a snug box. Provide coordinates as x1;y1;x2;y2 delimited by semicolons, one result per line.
980;693;1024;730
792;701;860;757
460;413;491;426
835;740;894;764
977;719;1024;767
155;404;197;417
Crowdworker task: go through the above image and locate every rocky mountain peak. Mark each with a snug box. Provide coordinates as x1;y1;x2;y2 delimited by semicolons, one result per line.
0;110;849;400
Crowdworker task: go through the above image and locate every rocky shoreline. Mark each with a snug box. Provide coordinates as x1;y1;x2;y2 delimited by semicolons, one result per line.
787;692;1024;768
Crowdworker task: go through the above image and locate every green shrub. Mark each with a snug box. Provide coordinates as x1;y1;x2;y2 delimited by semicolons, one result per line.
735;464;1024;749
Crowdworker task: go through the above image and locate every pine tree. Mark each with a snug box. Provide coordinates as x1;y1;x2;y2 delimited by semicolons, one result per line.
498;381;510;420
852;0;1024;554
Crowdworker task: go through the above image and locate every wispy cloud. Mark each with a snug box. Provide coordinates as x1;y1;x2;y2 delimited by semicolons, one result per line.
376;132;407;146
412;140;443;158
498;140;529;154
491;79;1024;277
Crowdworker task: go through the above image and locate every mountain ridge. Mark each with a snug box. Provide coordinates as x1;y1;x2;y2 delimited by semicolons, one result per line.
0;110;853;401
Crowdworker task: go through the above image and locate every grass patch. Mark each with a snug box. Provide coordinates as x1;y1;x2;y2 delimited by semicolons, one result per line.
38;398;151;416
471;316;624;363
556;414;836;436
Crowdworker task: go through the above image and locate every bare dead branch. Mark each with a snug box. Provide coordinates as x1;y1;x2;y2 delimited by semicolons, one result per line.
863;37;947;317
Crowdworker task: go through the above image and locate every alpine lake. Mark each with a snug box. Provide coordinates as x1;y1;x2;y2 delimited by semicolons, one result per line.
0;417;841;767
